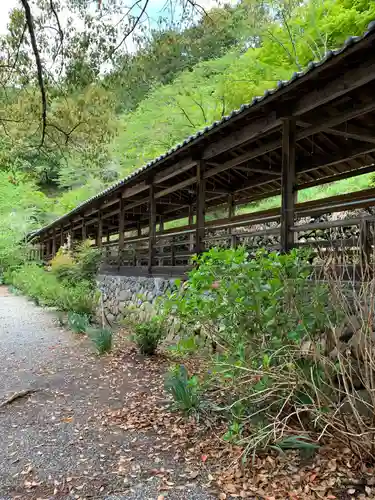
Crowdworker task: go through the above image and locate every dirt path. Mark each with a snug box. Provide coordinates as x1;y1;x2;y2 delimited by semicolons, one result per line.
0;287;213;499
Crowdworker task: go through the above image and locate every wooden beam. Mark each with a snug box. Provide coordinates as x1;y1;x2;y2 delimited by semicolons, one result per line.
297;164;375;190
234;165;281;176
148;183;156;273
203;112;279;160
281;118;296;253
195;160;206;255
204;101;375;180
323;124;375;145
121;181;148;199
155;177;197;199
154;157;195;184
293;59;375;117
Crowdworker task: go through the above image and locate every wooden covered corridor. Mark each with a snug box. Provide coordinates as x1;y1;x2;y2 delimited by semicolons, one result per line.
30;22;375;277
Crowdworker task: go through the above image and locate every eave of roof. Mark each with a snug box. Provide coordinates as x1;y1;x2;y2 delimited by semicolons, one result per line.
31;20;375;239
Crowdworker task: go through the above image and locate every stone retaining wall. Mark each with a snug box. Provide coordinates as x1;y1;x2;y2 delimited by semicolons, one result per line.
97;274;177;325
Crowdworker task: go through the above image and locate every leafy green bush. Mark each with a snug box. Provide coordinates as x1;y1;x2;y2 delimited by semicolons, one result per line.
88;327;113;354
6;263;98;315
161;247;343;455
165;364;201;415
68;311;89;334
165;247;335;358
51;241;101;288
133;316;165;355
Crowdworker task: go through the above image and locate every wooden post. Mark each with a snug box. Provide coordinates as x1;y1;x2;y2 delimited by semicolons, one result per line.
360;219;371;274
159;217;164;267
118;197;125;267
48;238;52;259
52;230;56;257
81;218;86;241
97;211;103;248
148;183;156;274
228;193;235;248
137;222;142;238
60;227;64;247
171;236;176;267
281;118;297;253
188;204;194;253
69;223;74;250
195;160;206;255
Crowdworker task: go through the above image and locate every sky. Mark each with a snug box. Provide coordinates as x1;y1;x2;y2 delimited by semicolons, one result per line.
0;0;227;35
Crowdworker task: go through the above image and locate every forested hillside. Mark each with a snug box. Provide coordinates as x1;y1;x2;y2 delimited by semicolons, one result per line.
1;0;375;267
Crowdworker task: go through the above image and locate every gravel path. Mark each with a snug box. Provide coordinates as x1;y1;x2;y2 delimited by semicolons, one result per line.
0;288;214;499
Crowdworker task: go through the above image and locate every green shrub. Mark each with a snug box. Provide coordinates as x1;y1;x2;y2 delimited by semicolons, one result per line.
165;364;201;415
160;247;344;456
6;263;98;315
50;241;101;288
133;316;165;355
75;241;102;283
88;327;113;354
68;311;89;333
164;247;336;360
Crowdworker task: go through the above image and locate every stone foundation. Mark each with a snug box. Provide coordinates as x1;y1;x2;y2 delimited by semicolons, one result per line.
97;274;178;325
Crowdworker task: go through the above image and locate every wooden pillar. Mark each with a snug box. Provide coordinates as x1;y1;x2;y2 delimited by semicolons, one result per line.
48;238;52;258
188;204;194;253
60;227;64;247
228;193;237;248
69;223;74;250
195;160;206;255
118;197;125;266
97;211;103;248
52;230;56;257
159;217;164;267
148;183;156;274
137;222;142;238
281;118;296;253
360;219;371;273
81;218;86;241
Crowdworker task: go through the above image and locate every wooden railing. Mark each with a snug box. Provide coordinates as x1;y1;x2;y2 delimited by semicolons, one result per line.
40;189;375;277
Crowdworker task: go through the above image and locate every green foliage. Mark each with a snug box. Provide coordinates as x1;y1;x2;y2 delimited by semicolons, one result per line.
165;365;202;415
223;421;243;444
51;241;101;288
6;263;97;315
0;172;51;274
161;248;342;455
68;311;89;334
270;435;319;455
133;316;165;355
165;247;333;354
88;327;113;354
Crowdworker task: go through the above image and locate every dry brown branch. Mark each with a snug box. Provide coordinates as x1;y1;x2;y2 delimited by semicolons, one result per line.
0;388;38;408
20;0;47;147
